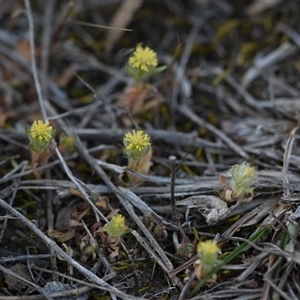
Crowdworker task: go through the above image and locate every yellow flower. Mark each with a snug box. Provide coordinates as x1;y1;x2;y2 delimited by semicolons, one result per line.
105;214;128;237
123;129;151;161
30;120;53;141
129;45;158;72
197;240;220;266
124;130;151;151
26;120;57;153
231;161;256;198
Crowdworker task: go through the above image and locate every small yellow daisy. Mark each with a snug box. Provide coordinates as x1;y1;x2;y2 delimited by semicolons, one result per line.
129;45;158;72
124;129;151;152
197;240;220;266
30;120;53;141
123;130;151;156
123;129;151;161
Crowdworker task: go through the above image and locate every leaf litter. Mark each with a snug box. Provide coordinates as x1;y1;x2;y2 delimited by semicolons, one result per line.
1;1;300;299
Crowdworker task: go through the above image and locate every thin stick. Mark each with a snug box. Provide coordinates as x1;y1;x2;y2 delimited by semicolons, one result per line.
180;103;250;160
169;155;186;239
0;264;52;300
282;125;299;197
0;198;144;300
40;0;55;97
24;0;47;121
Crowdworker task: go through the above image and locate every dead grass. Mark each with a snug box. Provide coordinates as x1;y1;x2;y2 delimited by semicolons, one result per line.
1;1;300;299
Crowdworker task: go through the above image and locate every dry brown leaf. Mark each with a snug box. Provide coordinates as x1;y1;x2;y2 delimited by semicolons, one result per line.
105;208;120;220
48;229;75;243
120;147;153;186
5;40;40;79
95;196;109;209
30;140;57;179
93;226;107;242
54;66;77;88
0;108;17;127
246;0;281;16
14;40;33;62
118;84;163;128
74;205;93;222
118;84;150;116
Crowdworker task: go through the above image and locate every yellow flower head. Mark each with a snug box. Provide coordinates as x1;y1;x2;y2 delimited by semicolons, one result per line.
30;120;53;141
129;44;158;72
25;120;57;153
123;129;151;161
197;240;220;266
231;161;256;198
104;214;128;237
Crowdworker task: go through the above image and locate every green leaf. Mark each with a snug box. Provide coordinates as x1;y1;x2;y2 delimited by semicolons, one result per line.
149;65;167;75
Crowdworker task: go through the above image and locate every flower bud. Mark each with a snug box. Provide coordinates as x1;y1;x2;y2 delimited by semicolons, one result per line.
197;240;220;266
231;161;256;198
123;129;151;161
104;214;128;237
